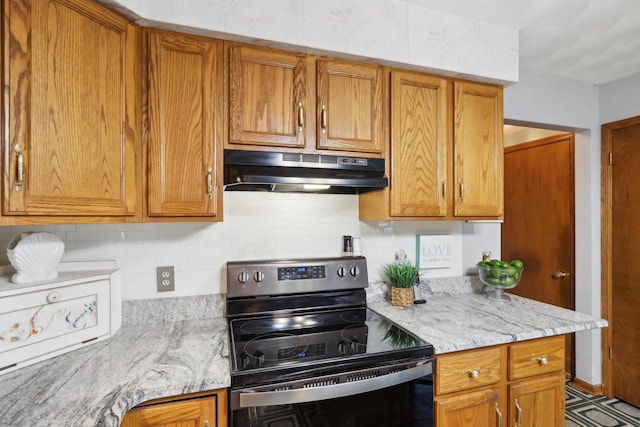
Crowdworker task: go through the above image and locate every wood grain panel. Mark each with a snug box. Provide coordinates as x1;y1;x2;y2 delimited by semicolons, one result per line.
146;29;222;218
389;71;448;217
435;386;502;427
121;393;225;427
610;122;640;406
3;0;140;217
228;44;311;148
453;81;503;217
316;59;383;153
508;373;565;427
508;336;565;381
436;347;502;395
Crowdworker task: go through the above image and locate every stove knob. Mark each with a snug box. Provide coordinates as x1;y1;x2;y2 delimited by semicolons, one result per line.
337;267;346;278
337;340;347;354
349;266;360;277
240;352;250;369
349;338;359;352
255;351;265;366
237;271;250;284
253;271;265;282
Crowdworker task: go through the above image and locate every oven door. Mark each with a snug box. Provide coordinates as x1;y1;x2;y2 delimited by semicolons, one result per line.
230;359;433;427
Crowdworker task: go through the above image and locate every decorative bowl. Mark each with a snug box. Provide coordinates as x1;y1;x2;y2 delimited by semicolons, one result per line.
6;232;65;284
477;263;523;301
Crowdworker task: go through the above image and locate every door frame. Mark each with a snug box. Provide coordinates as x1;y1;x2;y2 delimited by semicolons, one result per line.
600;115;640;397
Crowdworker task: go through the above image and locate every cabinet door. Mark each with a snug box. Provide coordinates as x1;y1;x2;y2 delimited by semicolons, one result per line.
121;393;226;427
146;30;222;218
228;44;312;149
317;60;383;154
508;373;565;427
435;386;503;427
3;0;139;217
390;71;449;216
453;82;503;217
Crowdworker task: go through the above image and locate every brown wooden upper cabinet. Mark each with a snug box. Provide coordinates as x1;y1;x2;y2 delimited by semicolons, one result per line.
144;29;223;220
316;60;384;154
2;0;140;222
453;81;504;217
359;71;503;220
226;43;383;156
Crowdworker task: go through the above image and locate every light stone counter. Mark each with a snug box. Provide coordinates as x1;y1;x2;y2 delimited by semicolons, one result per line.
0;284;608;427
368;286;608;354
0;317;229;427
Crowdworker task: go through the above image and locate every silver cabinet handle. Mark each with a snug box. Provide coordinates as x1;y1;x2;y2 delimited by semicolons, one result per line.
495;404;503;427
532;355;548;365
207;166;213;200
463;368;480;379
321;105;327;134
297;102;304;131
15;144;24;192
515;399;523;426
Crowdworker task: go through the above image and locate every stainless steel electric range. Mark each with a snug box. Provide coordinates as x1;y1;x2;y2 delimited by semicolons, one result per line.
226;256;434;427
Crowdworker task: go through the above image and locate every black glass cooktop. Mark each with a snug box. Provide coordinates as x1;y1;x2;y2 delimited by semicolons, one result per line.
229;307;433;384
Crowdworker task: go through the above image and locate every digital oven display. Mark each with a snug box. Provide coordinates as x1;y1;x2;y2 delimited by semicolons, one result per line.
277;265;326;281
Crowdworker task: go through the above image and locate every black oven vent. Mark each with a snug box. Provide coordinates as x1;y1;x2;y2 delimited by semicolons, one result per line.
389;365;409;374
346;370;381;382
303;378;339;388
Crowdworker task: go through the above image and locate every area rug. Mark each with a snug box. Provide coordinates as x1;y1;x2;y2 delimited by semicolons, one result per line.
566;382;640;426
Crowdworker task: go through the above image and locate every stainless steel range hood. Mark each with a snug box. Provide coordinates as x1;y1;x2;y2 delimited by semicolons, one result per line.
224;150;388;194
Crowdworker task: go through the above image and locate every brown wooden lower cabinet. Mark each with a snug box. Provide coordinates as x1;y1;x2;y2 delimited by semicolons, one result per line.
120;389;227;427
435;335;566;427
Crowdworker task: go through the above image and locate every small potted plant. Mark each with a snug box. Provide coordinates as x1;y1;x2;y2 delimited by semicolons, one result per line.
383;261;418;307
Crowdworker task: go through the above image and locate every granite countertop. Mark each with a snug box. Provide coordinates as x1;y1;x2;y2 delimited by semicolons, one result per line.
369;287;608;354
0;284;608;427
0;317;230;427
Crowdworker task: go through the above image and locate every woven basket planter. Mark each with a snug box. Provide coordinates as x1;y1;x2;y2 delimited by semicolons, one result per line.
390;286;414;307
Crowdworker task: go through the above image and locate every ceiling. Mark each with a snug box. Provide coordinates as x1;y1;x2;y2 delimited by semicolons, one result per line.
401;0;640;85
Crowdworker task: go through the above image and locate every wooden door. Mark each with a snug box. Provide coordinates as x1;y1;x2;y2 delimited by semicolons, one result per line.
502;134;575;376
316;59;384;155
3;0;139;217
121;394;224;427
453;82;503;217
388;71;449;217
145;29;222;218
227;44;313;149
607;120;640;406
508;373;565;427
435;386;502;427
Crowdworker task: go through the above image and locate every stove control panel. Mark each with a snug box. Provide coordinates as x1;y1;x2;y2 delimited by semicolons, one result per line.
227;256;369;298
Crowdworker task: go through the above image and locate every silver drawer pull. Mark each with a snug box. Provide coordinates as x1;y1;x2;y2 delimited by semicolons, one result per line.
463;368;480;379
532;355;548;365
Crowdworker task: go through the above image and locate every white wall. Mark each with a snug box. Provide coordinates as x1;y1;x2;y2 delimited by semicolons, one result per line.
599;72;640;124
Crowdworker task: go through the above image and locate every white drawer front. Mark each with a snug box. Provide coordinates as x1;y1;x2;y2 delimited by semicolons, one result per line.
0;279;111;372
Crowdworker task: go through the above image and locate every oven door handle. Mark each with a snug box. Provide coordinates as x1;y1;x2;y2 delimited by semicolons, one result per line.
236;361;432;409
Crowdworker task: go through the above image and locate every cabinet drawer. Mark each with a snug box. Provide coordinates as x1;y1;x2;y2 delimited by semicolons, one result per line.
436;347;502;395
508;336;565;380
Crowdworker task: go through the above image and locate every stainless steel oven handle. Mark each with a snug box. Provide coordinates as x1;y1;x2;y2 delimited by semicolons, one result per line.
237;361;432;408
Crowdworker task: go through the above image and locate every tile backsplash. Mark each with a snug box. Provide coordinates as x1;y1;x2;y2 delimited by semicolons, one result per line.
0;192;498;300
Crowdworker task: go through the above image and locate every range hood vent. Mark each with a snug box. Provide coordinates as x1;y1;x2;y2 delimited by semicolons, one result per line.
224;150;388;194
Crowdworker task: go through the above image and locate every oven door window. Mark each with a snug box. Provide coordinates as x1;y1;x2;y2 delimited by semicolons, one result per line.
231;375;433;427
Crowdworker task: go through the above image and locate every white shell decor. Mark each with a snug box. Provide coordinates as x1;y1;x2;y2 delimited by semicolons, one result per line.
6;232;65;284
